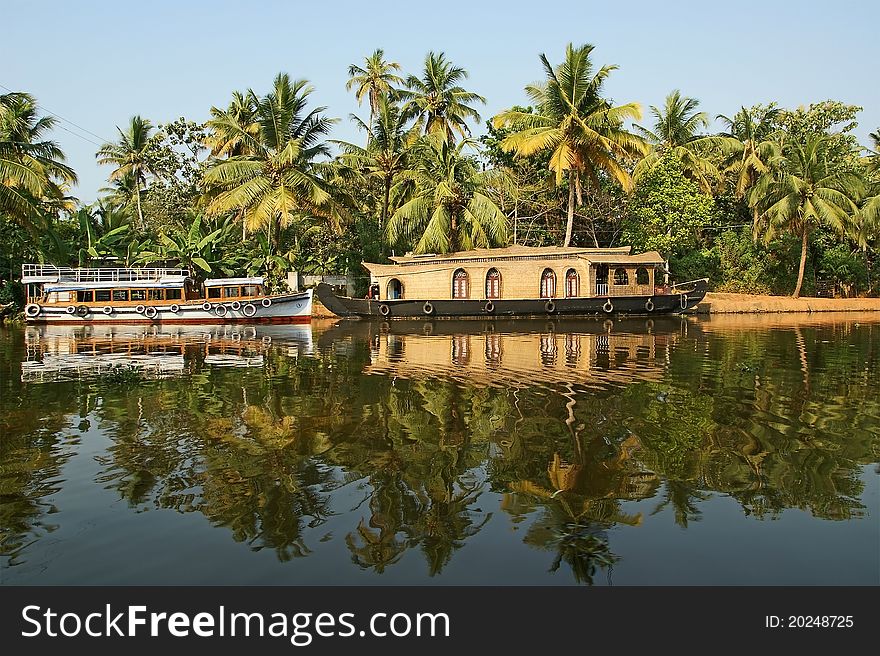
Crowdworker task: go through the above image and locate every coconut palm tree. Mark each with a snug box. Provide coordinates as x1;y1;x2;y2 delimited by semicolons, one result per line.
397;52;485;142
96;115;155;227
204;90;259;158
865;129;879;175
333;96;421;229
492;43;646;247
203;73;339;252
385;135;508;253
750;133;863;297
717;105;782;217
0;91;77;230
634;90;729;193
345;49;403;127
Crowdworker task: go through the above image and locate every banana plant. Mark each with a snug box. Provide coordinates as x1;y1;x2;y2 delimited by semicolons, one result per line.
138;212;245;280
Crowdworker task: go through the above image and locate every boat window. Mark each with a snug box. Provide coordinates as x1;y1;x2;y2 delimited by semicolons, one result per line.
131;289;147;301
452;269;469;299
224;286;239;298
540;269;556;298
613;268;629;285
95;290;111;302
76;290;94;303
387;278;404;300
485;268;501;299
208;287;222;299
636;267;650;285
166;288;182;300
241;285;258;297
148;289;163;301
113;290;129;302
565;269;579;298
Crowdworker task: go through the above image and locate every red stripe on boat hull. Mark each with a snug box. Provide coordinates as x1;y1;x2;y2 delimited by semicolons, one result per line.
30;316;312;325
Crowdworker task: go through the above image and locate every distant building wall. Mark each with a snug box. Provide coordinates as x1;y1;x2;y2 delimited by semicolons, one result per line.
300;274;356;297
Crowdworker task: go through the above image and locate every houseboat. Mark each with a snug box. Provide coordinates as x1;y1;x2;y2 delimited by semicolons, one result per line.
21;264;312;324
316;245;708;319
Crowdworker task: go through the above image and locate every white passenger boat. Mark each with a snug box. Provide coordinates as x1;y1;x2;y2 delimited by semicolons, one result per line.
21;264;312;325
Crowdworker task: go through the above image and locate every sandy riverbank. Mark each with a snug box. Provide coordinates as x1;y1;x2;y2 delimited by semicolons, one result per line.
695;292;880;314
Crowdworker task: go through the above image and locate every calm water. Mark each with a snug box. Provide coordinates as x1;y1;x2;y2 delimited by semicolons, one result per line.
1;315;878;585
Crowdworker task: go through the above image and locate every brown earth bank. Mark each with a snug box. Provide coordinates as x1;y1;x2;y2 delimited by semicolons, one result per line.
695;292;880;314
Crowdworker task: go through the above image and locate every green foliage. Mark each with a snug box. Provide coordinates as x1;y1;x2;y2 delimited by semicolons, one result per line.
775;101;862;166
817;244;868;296
140;212;246;280
396;51;485;142
669;248;720;285
623;154;716;257
492;43;646;247
385;136;508;253
713;227;807;294
203;73;340;250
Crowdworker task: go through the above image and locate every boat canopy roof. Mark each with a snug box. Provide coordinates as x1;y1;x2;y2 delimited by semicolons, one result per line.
203;277;264;287
45;278;187;292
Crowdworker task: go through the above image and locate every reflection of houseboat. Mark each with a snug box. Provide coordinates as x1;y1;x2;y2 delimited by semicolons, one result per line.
21;264;312;324
317;245;707;319
323;319;690;388
20;324;313;382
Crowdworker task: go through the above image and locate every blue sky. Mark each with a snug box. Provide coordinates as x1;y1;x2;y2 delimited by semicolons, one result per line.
3;0;877;202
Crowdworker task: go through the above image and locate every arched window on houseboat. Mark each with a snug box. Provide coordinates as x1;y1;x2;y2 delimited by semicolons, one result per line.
613;268;629;286
485;268;501;299
636;267;650;286
387;278;404;299
540;269;556;298
452;269;469;299
565;269;579;298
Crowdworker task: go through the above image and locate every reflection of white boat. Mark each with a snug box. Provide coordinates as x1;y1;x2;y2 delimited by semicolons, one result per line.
21;323;315;382
22;352;185;383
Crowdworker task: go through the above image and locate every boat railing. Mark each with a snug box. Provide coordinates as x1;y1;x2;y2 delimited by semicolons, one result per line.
595;283;609;296
22;264;188;283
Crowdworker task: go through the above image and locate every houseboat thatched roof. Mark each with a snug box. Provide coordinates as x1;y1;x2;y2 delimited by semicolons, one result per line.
364;245;666;275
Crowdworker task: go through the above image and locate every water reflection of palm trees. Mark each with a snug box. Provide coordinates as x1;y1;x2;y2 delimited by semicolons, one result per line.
3;316;878;581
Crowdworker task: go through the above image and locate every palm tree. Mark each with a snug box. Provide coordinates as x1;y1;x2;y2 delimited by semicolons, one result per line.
96;115;155;227
634;90;728;193
333;96;421;229
492;43;646;247
397;52;485;142
0;91;77;230
717;105;781;218
345;49;403;127
750;133;863;297
859;131;880;249
865;129;879;175
386;135;508;253
203;73;339;252
204;90;259;158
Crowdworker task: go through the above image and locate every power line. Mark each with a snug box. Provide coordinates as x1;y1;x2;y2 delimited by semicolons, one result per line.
1;82;112;145
55;123;103;148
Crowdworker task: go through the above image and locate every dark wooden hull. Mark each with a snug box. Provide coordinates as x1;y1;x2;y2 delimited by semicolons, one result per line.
316;279;708;319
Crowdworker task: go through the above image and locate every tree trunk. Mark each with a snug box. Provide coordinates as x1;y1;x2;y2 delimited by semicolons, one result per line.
381;177;391;232
135;184;144;229
564;170;575;247
793;227;808;298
